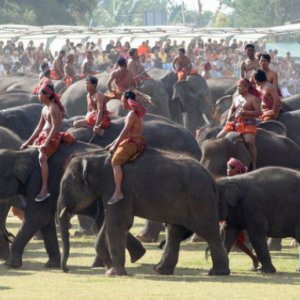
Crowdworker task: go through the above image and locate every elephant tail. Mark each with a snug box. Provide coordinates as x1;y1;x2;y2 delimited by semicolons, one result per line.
58;206;70;273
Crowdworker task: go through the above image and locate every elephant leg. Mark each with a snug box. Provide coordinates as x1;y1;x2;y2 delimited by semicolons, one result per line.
95;220;112;269
0;235;10;260
0;202;11;260
196;223;230;276
247;226;276;273
40;216;60;268
105;205;132;276
154;224;192;275
127;232;146;263
267;238;282;251
223;226;241;252
6;220;37;268
136;220;164;243
293;222;300;271
75;215;96;236
224;227;259;270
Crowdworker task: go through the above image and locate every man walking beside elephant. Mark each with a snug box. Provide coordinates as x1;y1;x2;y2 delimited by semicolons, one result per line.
217;79;261;169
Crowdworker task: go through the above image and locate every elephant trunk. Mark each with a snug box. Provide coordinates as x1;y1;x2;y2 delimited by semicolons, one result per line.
58;206;70;273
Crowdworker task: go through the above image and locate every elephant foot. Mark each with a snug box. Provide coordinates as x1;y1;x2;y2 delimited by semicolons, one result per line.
91;256;105;268
136;233;158;243
44;258;60;269
105;267;127;277
260;265;276;274
130;247;146;263
153;264;174;275
208;268;230;276
5;257;22;268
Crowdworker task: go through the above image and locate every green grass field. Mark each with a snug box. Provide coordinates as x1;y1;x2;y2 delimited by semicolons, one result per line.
1;216;300;300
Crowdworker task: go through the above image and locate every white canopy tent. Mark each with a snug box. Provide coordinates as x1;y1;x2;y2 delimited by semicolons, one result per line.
0;23;299;52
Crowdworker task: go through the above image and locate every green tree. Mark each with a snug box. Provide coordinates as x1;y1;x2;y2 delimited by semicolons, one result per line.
223;0;275;27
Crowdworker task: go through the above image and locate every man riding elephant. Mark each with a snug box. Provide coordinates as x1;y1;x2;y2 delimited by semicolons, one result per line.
106;57;133;101
172;48;193;82
73;76;111;134
217;79;261;169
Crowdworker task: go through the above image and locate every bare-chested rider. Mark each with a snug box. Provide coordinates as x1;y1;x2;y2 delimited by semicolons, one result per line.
258;53;282;96
20;84;64;202
128;48;151;87
73;76;110;134
106;90;146;205
217;79;261;169
172;48;192;81
51;49;65;80
106;57;133;100
240;44;260;80
254;69;281;121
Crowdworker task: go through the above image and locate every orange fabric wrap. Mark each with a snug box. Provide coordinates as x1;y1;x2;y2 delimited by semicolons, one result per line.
111;136;146;165
34;131;62;157
85;111;111;128
224;118;257;135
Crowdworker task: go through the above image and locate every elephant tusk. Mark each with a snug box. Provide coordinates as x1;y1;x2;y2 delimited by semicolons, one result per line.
59;207;67;219
202;113;211;125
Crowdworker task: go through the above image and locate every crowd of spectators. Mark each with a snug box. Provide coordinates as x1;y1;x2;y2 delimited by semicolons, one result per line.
0;37;299;95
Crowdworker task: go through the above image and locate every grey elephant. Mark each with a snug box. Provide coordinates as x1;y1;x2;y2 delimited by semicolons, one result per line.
61;73;170;118
0;103;74;140
201;129;300;177
281;94;300;112
0;141;145;269
171;74;212;133
207;77;238;104
68;113;201;160
68;113;201;244
0;126;23;260
0;74;66;95
217;166;300;273
58;148;230;276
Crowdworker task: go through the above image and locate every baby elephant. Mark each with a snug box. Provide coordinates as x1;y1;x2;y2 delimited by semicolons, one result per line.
217;166;300;273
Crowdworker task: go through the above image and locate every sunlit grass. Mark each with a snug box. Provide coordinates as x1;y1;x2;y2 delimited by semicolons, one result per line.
1;216;300;300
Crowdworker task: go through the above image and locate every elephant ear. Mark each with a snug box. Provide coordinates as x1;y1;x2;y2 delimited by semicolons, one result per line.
14;154;35;185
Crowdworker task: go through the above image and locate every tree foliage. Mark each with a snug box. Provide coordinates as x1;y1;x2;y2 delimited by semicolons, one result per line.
0;0;211;27
223;0;300;27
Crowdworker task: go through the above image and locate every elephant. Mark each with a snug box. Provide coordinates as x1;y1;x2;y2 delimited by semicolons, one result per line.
0;74;66;95
275;110;300;146
67;113;201;243
0;126;23;261
206;77;238;105
61;73;170;119
0;103;74;140
171;74;212;133
68;113;201;160
57;147;230;276
201;129;300;177
0;92;39;110
217;166;300;273
0;141;146;269
0;104;42;139
281;94;300;112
